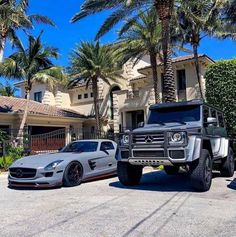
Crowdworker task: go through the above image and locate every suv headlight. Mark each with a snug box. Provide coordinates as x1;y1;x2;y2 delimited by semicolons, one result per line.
168;132;187;146
44;160;63;171
122;134;130;144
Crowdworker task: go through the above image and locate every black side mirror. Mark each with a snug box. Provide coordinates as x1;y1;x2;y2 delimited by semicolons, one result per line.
101;147;109;155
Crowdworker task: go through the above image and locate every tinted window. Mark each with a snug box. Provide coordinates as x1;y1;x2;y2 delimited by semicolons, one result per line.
62;141;98;153
177;70;186;90
147;105;201;124
100;142;114;150
211;109;217;118
218;112;225;127
203;106;210;124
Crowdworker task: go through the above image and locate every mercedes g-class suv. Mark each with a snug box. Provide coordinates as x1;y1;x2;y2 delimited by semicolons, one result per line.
117;100;235;192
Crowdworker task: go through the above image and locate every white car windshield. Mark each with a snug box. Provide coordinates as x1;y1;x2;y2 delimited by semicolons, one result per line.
62;141;98;153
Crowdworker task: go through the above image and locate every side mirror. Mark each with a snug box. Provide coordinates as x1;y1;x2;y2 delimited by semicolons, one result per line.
101;148;109;155
138;122;144;128
206;117;217;126
58;147;63;152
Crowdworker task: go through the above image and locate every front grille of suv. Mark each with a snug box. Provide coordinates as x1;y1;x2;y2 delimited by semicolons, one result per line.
9;168;37;179
132;133;165;145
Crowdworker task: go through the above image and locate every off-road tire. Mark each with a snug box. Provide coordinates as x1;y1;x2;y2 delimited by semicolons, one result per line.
220;147;235;177
164;166;180;175
117;161;143;186
190;149;212;192
63;161;83;187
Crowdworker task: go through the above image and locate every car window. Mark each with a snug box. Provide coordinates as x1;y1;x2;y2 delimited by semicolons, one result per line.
203;106;210;125
100;142;114;151
148;105;201;124
211;109;217;119
217;112;225;128
62;141;98;153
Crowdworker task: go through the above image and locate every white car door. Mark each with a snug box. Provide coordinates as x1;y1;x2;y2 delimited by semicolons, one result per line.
98;141;117;171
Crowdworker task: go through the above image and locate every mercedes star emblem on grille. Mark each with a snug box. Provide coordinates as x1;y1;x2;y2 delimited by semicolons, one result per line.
16;169;23;178
145;135;153;143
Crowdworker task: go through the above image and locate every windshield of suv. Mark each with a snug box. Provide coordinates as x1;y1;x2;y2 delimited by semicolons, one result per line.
61;141;98;153
147;105;201;124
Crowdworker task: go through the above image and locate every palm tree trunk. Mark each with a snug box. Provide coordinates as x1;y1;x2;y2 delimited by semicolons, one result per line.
155;0;176;102
193;43;204;99
150;52;160;104
17;89;30;146
0;36;6;62
92;76;101;137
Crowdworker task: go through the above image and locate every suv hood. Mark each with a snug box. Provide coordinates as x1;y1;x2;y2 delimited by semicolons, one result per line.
132;123;199;133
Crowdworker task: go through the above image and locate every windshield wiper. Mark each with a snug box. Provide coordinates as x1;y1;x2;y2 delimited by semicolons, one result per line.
165;120;186;125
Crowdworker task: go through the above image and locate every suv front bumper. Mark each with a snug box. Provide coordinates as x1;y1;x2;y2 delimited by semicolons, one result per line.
118;136;201;166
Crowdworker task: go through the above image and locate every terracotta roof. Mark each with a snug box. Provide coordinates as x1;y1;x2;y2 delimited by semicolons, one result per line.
138;54;214;72
0;96;86;118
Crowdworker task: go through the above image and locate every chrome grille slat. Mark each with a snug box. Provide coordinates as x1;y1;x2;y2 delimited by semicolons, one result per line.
133;133;165;145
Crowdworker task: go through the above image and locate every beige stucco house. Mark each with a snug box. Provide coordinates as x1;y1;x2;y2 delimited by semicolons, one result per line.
0;54;214;151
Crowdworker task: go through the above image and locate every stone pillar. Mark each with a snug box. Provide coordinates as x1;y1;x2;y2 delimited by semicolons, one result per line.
113;92;120;134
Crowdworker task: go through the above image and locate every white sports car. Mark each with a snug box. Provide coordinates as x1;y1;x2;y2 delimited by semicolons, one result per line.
8;140;117;188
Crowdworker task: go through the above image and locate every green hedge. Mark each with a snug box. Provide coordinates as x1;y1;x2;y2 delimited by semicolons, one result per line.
205;59;236;146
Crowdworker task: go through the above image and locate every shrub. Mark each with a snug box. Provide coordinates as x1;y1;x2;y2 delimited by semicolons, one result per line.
0;156;14;170
6;146;24;160
205;59;236;149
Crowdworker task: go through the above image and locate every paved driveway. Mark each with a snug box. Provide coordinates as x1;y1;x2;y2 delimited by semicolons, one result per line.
1;170;236;237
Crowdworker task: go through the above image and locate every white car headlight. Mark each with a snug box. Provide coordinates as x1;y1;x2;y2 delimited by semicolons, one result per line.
168;132;187;145
44;160;63;171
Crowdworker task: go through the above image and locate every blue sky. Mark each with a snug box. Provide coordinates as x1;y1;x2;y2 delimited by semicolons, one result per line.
2;0;236;84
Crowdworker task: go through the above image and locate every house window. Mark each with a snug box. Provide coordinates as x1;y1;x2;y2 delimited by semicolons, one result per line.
78;94;82;100
84;93;88;99
177;69;187;101
90;92;93;98
34;92;42;103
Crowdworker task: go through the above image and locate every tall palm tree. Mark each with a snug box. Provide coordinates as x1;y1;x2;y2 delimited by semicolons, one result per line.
68;41;122;133
0;0;55;61
226;0;236;24
178;0;226;98
117;8;186;103
0;81;17;96
0;34;65;142
71;0;177;102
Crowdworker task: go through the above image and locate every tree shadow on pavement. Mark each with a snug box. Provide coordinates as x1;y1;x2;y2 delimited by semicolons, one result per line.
109;170;222;192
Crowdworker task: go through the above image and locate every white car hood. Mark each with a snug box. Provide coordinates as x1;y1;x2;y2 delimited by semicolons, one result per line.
10;152;84;169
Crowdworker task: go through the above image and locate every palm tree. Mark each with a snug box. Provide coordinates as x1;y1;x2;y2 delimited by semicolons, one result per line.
0;81;17;96
68;41;122;133
117;8;186;103
226;0;236;24
71;0;177;102
0;34;65;142
0;0;54;61
178;0;226;98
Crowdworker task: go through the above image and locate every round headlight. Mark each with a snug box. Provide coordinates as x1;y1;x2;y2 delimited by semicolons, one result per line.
172;133;182;142
123;135;129;144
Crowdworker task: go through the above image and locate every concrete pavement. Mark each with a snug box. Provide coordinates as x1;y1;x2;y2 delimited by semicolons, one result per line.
0;170;236;237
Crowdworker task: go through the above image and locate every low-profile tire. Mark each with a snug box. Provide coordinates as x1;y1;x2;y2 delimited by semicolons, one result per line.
190;149;212;192
117;161;143;186
63;161;83;187
164;166;179;175
220;147;235;177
